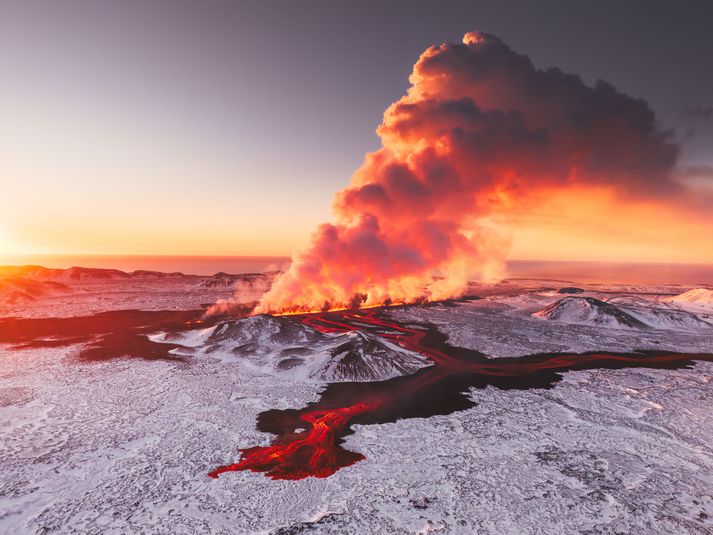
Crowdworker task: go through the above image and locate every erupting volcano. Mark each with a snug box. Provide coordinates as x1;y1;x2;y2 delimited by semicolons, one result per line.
5;1;713;531
253;31;685;315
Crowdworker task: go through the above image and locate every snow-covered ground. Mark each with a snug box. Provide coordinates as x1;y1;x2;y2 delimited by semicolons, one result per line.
2;271;713;534
0;267;274;318
153;315;432;383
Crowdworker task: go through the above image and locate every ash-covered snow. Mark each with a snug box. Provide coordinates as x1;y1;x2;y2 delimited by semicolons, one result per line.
532;296;650;329
2;277;713;534
155;315;432;383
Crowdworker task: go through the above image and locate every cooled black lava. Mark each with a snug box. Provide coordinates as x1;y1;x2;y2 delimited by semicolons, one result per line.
209;310;713;481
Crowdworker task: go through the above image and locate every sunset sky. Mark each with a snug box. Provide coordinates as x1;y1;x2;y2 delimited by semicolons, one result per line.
1;0;712;263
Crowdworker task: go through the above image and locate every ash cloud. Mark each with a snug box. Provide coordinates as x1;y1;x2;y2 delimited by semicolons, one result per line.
686;105;713;123
255;32;685;314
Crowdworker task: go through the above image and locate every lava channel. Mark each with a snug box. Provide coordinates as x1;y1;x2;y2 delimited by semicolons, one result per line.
209;309;713;481
208;402;373;480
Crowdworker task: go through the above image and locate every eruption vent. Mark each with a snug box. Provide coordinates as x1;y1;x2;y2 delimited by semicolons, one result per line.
256;31;680;314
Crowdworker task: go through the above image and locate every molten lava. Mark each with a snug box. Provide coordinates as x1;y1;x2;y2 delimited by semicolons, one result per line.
209;310;713;481
209;403;372;481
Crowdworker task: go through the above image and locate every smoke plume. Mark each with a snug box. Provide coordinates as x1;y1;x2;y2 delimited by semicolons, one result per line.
255;32;681;314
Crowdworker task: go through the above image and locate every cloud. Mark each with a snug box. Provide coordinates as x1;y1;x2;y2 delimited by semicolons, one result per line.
686;105;713;123
252;32;694;313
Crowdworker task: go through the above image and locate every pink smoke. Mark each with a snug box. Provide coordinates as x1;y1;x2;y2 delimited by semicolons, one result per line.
254;32;682;314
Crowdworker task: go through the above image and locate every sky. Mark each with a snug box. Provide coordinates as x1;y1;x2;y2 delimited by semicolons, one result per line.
1;0;712;263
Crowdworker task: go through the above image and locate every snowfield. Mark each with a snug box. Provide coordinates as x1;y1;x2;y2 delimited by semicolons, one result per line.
663;288;713;313
1;270;713;534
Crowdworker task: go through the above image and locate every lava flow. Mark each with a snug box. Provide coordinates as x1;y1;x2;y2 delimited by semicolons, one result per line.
208;402;373;480
209;309;713;482
0;308;245;361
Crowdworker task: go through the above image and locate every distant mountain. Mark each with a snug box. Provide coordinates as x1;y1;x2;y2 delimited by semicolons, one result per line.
0;276;72;304
0;265;129;281
0;264;259;284
607;295;713;331
55;267;130;281
199;271;277;289
532;297;649;329
663;288;713;313
161;314;432;383
129;270;190;279
199;272;242;288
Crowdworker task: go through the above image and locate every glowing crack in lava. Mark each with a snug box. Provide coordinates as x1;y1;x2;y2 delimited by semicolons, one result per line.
208;403;372;480
209;310;713;481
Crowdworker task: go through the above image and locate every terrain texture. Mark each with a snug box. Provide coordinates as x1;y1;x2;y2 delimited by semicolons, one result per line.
1;267;713;534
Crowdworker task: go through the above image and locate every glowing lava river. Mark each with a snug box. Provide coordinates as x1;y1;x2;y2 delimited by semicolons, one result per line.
208;309;713;481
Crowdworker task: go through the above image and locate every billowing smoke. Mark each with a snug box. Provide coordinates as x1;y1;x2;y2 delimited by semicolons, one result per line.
255;32;681;314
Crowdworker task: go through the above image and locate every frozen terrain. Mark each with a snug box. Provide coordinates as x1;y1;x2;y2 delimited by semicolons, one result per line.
663;288;713;313
1;266;713;534
153;314;432;383
0;265;274;318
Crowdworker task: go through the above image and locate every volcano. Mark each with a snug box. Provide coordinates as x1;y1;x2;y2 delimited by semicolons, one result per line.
532;296;650;329
160;314;432;382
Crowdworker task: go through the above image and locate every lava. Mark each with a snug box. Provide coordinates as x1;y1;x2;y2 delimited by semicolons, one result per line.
208;402;373;480
0;309;240;361
209;309;713;481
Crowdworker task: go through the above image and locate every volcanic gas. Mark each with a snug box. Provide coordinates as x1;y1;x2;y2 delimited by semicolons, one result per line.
252;31;684;315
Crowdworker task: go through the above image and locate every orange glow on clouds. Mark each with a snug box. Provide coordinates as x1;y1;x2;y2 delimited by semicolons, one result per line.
252;32;711;314
507;186;713;264
2;31;711;284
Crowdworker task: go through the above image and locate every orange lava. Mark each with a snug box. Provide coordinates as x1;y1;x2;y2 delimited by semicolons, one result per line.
208;402;373;480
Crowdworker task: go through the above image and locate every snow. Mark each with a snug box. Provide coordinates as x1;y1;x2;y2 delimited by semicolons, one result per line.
664;288;713;313
532;296;649;329
2;342;713;534
157;314;432;383
2;274;713;533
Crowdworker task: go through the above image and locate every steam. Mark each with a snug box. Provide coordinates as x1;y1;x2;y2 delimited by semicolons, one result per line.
255;32;681;314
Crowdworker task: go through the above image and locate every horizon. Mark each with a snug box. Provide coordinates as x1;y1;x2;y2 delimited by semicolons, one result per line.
3;4;713;532
2;253;711;286
2;1;712;266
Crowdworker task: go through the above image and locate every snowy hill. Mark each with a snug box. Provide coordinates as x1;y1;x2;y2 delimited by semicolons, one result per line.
322;331;430;382
532;297;649;329
207;314;325;347
158;314;431;383
663;288;713;313
606;296;713;332
533;295;713;332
